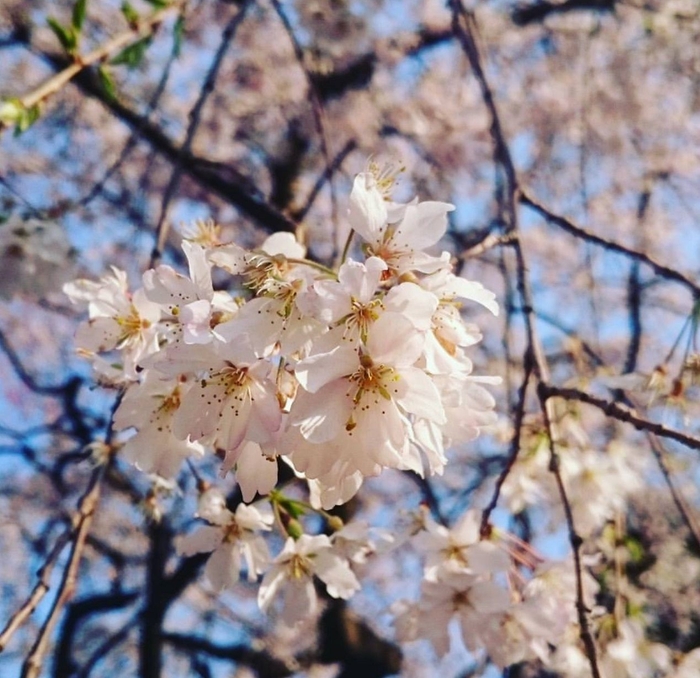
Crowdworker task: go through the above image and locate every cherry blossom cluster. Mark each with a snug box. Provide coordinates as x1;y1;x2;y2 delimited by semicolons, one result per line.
395;507;599;670
64;169;500;507
65;168;674;671
501;414;647;538
62;167;504;623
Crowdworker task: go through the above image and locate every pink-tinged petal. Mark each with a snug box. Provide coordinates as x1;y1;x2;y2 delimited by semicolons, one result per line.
281;427;338;479
276;306;325;355
180;299;211;326
233;501;273;532
466;542;511;574
233;442;278;501
171;379;226;441
113;382;152;431
395;367;446;424
239;537;271;581
143;265;195;306
290;382;353;444
132;289;162;324
397;250;451;274
445;275;499;315
181;299;213;344
177;526;222;557
244;386;282;444
217;396;252;451
421;609;453;656
258;565;287;613
337;257;386;302
261;232;305;258
197;488;230;525
280;578;317;627
308;472;364;510
366;313;423;366
295;345;357;393
300;279;349;324
120;424;196;478
209;242;249;274
63;278;102;306
182;240;213;301
314;552;360;599
348;173;387;245
354;399;406;468
205;543;241;591
411;418;447;475
216;297;283;356
75;317;121;353
468;581;512;614
384;283;438;331
392;201;454;251
451;510;480;544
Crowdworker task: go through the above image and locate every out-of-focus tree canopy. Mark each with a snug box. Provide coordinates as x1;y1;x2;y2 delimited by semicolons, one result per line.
1;0;700;676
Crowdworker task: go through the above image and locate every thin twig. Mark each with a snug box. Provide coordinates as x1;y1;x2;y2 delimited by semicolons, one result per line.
448;4;603;674
0;526;71;651
0;2;186;132
76;13;184;209
538;382;602;678
269;0;338;241
520;190;700;298
20;464;106;678
150;1;251;267
645;432;700;551
0;326;66;396
480;350;534;536
292;139;356;222
540;384;700;452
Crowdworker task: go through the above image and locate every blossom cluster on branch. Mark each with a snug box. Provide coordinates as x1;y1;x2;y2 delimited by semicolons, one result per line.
59;165;698;675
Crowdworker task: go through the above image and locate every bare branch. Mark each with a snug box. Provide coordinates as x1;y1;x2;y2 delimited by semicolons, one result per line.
520;191;700;298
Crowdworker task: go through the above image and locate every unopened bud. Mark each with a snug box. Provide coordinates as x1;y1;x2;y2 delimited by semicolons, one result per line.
286;518;304;540
327;516;344;532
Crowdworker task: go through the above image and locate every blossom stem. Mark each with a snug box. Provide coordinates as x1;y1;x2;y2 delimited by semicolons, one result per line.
286;258;337;278
337;228;355;268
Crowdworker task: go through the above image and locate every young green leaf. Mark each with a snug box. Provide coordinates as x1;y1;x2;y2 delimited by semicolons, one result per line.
97;65;118;102
120;1;140;26
143;0;170;8
72;0;88;31
110;36;152;69
47;17;78;54
14;104;41;136
173;14;184;58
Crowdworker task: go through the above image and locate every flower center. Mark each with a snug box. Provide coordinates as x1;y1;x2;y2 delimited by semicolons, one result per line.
116;305;150;347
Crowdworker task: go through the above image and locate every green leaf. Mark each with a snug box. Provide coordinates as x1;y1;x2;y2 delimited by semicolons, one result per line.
110;36;152;69
14;104;41;136
279;498;307;520
47;17;78;53
72;0;88;30
173;14;184;58
624;536;645;563
97;65;118;102
120;1;139;25
144;0;170;8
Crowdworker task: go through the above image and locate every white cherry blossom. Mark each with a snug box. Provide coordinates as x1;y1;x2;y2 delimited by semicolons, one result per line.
113;371;204;478
348;171;455;276
177;489;273;590
258;534;359;627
